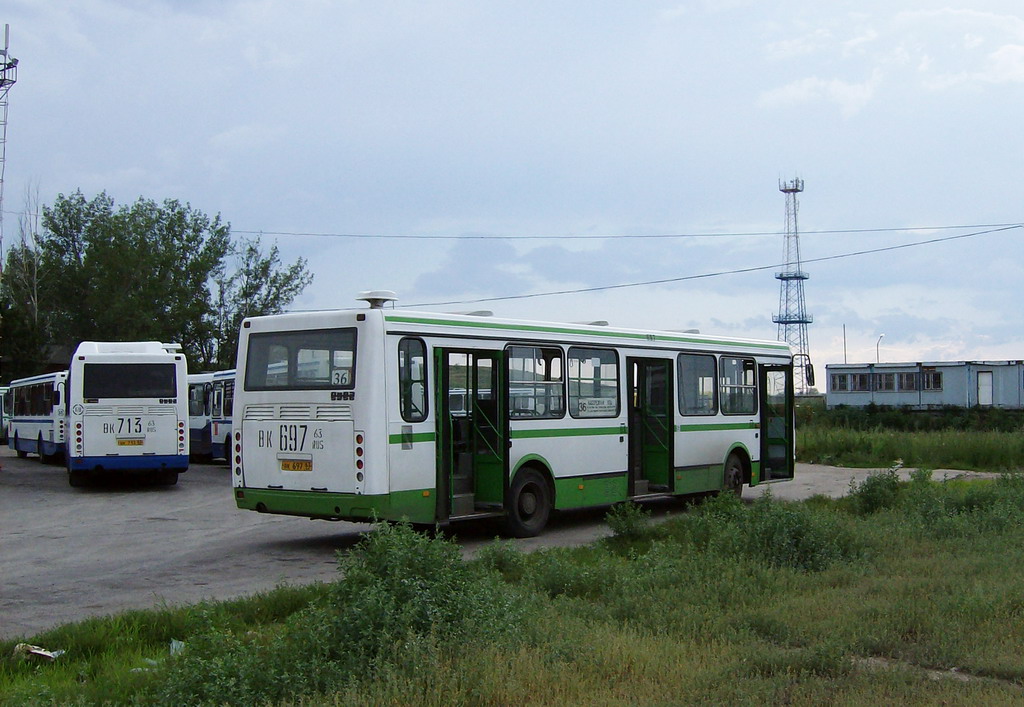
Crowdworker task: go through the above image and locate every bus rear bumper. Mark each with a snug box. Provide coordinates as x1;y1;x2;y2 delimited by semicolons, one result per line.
69;454;189;473
234;486;435;524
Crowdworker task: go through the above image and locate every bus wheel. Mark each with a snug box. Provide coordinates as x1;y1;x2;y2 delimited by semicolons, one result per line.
505;468;551;538
68;469;87;487
724;454;744;498
15;434;27;459
38;435;54;464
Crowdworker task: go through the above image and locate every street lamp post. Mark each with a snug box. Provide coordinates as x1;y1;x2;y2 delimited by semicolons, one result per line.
876;334;885;363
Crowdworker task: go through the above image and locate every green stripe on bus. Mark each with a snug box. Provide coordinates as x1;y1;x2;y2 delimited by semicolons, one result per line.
510;426;622;440
387;432;437;444
384;314;790;351
676;422;759;432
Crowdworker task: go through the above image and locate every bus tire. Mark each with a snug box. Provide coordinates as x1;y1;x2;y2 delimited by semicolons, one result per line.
724;453;744;498
68;469;87;487
15;433;27;459
504;468;552;538
38;434;56;464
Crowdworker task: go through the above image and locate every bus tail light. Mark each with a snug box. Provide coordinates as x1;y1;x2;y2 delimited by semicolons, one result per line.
355;431;365;480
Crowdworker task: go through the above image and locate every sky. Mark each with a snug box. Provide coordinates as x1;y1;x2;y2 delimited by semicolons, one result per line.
2;0;1023;380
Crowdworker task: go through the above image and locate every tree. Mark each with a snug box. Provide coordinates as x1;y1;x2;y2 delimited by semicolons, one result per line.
37;190;231;366
1;189;312;377
207;235;313;369
0;187;49;381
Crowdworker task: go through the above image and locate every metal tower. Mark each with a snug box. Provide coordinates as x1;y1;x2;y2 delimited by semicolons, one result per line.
772;178;814;393
0;24;18;275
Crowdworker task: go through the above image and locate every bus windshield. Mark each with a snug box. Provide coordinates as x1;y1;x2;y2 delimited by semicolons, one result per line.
244;328;357;391
83;363;178;399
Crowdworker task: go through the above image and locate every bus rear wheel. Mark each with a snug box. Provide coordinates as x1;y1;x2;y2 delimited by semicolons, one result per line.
504;468;551;538
14;433;27;459
724;454;744;498
68;469;88;487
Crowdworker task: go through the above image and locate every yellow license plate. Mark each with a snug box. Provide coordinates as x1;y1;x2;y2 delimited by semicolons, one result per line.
117;439;144;446
280;459;313;472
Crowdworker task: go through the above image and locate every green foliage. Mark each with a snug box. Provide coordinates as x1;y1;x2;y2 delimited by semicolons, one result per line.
0;190;313;377
8;481;1024;705
847;461;904;514
152;522;528;706
604;501;651;540
207;235;313;369
798;426;1024;471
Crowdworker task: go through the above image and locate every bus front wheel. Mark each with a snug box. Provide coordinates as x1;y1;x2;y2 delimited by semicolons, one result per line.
14;434;27;459
505;468;552;538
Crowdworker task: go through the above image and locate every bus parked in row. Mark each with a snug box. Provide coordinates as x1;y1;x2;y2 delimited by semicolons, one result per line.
188;372;215;458
7;371;69;462
209;369;235;462
231;292;795;537
65;341;189;486
187;369;235;461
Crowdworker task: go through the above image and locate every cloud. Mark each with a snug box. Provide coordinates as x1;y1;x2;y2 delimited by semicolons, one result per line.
208;123;285;152
759;70;882;116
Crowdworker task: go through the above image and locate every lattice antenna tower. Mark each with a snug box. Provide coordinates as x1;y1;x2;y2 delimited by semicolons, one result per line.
772;178;814;393
0;24;18;277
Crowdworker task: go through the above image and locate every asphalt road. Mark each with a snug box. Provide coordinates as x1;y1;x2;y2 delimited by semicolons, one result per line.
0;448;996;640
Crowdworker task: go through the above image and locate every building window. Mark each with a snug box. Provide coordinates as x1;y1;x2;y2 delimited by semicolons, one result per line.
398;338;428;423
720;357;756;415
850;373;871;391
830;374;849;392
898;373;918;391
922;371;943;391
508;345;565;418
875;373;895;391
567;348;619;418
678;353;717;415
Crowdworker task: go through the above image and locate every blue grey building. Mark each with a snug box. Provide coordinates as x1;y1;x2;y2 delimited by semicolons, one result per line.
826;361;1024;409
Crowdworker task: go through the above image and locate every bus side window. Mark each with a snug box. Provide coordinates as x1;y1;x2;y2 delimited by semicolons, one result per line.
398;338;428;423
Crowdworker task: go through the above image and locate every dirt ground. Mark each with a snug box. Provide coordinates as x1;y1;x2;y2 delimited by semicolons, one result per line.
0;448;998;640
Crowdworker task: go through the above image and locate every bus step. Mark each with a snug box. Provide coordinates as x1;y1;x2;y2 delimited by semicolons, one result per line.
452;492;475;516
633;479;649;495
649;484;669;492
452;473;474;494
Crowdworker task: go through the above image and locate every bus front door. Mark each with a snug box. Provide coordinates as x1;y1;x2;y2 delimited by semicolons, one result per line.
758;364;795;482
627;358;673;495
437;349;507;520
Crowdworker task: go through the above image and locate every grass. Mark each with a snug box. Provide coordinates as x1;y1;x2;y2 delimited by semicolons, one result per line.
795;404;1024;470
3;471;1024;705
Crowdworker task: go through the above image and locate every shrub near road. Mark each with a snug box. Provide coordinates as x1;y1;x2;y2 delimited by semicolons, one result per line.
3;474;1024;705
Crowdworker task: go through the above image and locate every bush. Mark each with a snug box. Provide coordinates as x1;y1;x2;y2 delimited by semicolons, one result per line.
154;522;529;706
605;501;652;540
848;462;904;515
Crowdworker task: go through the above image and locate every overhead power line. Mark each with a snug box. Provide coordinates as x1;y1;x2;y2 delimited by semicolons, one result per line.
232;222;1022;241
405;224;1022;307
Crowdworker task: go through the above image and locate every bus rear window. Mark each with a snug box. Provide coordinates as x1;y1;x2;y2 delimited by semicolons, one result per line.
84;363;178;399
245;328;357;390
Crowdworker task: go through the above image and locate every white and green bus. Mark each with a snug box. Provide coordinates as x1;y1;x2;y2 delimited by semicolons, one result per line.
232;292;795;537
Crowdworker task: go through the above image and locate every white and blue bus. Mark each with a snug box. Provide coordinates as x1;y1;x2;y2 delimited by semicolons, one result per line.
209;369;235;462
7;371;68;462
65;341;189;486
188;372;215;458
231;292;796;537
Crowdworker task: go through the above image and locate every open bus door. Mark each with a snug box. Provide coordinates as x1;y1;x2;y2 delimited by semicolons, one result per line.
758;364;794;482
627;358;674;495
436;349;507;520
